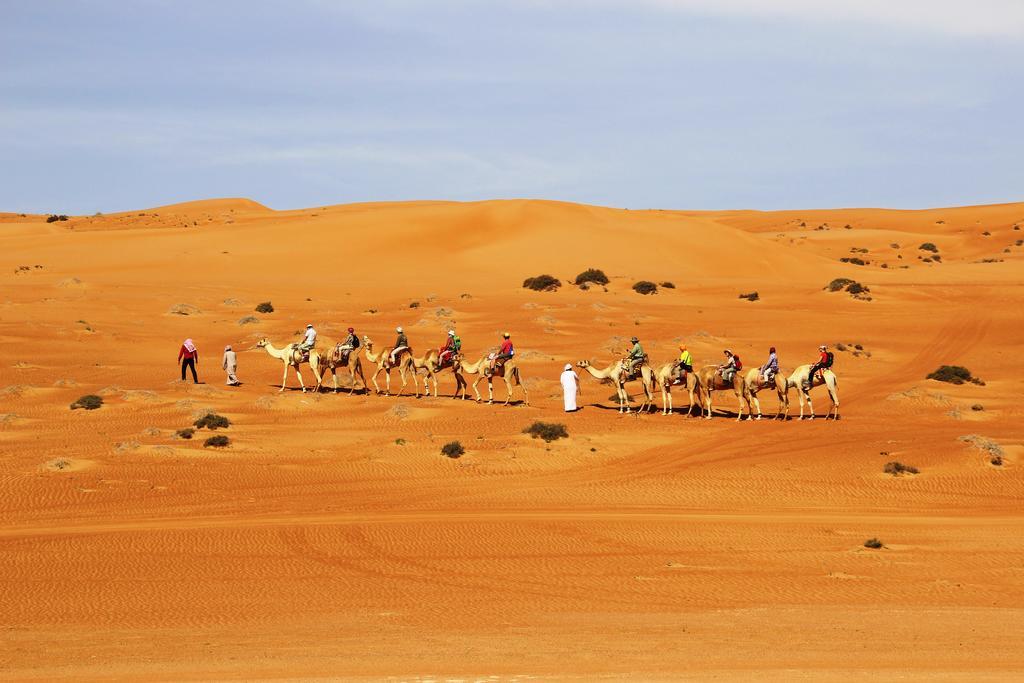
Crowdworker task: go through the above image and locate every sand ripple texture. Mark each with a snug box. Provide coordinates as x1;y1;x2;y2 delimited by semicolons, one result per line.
1;199;1023;679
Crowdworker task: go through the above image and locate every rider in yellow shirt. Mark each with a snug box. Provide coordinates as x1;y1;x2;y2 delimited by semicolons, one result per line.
676;343;693;383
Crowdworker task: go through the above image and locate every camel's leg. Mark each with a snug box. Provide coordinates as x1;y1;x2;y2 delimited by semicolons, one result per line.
515;369;529;406
471;375;484;402
295;367;306;393
806;393;815;420
353;362;366;395
280;362;291;392
384;368;393;396
705;390;713;419
503;377;513;406
661;385;668;415
827;381;840;419
751;392;762;420
487;378;494;404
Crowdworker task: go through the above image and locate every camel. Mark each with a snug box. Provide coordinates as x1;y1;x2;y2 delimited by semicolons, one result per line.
694;364;751;420
470;355;530;406
652;361;699;416
316;343;368;395
576;359;656;414
743;367;789;420
450;354;485;401
361;335;419;397
411;349;441;397
784;365;839;420
256;338;322;393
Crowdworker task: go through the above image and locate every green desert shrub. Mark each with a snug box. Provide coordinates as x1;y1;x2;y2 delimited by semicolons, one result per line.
523;274;561;292
632;281;658;295
826;278;855;292
70;394;103;410
926;366;977;385
884;461;919;475
523;421;569;442
441;441;465;458
574;268;609;286
255;301;274;313
919;242;939;253
194;413;231;430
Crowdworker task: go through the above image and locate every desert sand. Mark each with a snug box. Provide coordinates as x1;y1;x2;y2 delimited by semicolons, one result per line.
1;198;1022;680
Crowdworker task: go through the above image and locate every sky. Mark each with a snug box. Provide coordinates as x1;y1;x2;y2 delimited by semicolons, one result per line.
2;0;1022;213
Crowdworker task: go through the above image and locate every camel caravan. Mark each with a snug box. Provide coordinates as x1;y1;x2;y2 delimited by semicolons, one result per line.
256;325;530;406
255;325;838;420
575;340;839;420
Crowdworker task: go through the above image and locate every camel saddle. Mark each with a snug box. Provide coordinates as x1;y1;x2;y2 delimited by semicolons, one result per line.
292;348;310;364
486;357;506;378
331;344;351;367
711;373;736;391
385;347;410;367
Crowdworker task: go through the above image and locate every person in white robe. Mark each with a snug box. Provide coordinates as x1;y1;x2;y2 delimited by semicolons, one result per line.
560;363;580;412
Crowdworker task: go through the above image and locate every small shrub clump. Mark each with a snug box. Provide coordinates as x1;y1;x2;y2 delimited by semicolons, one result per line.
46;214;70;223
523;274;561;292
632;281;658;295
194;413;231;430
441;441;465;458
971;404;984;411
175;428;195;440
523;421;569;442
738;291;759;302
203;435;230;448
839;257;868;266
863;538;884;549
70;394;103;410
255;301;274;313
826;278;855;292
926;366;982;385
574;268;609;287
660;281;675;289
884;461;919;475
919;242;939;253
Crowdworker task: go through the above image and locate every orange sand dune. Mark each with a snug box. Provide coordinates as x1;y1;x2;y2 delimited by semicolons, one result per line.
1;198;1023;680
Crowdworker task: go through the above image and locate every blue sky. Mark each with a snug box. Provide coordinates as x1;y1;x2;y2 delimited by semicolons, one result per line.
2;0;1022;213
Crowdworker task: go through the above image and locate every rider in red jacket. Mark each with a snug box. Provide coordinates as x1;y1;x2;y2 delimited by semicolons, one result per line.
806;345;830;388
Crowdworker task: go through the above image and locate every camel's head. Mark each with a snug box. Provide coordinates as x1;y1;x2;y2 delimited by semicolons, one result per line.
361;335;372;348
576;360;591;369
255;338;269;348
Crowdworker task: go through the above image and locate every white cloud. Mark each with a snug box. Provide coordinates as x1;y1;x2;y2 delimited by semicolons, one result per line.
556;0;1024;38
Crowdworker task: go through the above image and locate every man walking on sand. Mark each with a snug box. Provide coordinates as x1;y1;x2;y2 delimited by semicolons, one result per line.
222;345;240;386
560;363;581;412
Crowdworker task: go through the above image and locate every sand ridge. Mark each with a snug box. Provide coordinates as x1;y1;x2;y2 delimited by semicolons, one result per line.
1;198;1023;680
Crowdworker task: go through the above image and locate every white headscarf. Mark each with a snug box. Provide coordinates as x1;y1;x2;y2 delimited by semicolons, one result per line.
183;339;197;352
564;363;572;371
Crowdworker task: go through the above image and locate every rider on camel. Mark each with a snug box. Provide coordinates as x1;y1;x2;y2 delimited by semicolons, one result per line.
718;349;741;383
760;346;779;385
676;343;693;383
804;344;831;389
490;332;514;373
437;330;460;370
389;327;409;365
625;336;645;376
